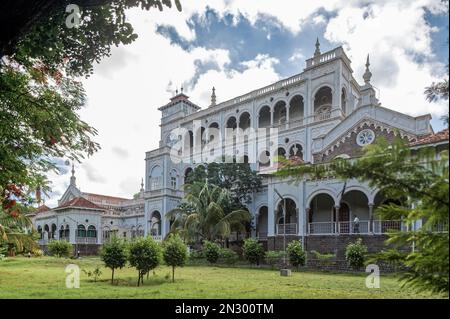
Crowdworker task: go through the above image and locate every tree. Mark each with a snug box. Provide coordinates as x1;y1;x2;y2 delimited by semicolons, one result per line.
242;238;264;266
167;180;251;243
162;234;187;282
0;1;181;247
186;162;262;206
277;136;449;294
47;240;72;257
345;238;368;270
287;240;306;268
128;237;161;286
100;236;127;284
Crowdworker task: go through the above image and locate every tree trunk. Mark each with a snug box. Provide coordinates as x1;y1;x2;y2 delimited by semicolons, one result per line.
111;268;115;285
141;272;144;285
137;272;140;287
172;266;175;283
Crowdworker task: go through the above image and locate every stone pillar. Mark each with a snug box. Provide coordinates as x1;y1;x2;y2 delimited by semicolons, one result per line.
270;110;274;126
334;205;340;234
368;203;374;233
305;207;311;234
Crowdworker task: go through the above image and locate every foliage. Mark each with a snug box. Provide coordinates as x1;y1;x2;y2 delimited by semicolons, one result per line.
287;240;306;268
83;267;102;283
345;238;368;270
47;240;72;258
242;238;264;266
31;248;44;257
163;234;188;282
265;251;285;269
100;236;127;284
185;162;262;205
128;237;162;286
188;249;204;260
278;136;449;294
203;240;221;264
0;1;181;251
167;180;251;243
218;248;239;265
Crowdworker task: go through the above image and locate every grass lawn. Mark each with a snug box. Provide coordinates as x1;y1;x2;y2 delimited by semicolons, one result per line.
0;256;444;299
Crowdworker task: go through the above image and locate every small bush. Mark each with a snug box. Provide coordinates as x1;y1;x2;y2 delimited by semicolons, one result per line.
287;240;306;268
47;240;72;258
265;251;285;269
345;238;368;270
31;248;44;257
189;249;204;260
242;238;264;266
163;234;188;282
83;267;102;282
203;241;221;264
219;248;239;265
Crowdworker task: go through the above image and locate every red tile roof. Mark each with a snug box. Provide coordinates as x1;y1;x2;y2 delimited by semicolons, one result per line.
35;205;50;214
56;197;103;210
410;129;449;147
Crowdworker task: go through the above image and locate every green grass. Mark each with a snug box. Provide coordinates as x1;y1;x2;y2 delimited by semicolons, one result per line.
0;257;444;299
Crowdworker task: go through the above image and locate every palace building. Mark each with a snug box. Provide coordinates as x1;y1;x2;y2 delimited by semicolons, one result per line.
31;41;449;258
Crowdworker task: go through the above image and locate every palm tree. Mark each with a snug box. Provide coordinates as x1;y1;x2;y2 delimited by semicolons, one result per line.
167;180;251;243
0;205;36;255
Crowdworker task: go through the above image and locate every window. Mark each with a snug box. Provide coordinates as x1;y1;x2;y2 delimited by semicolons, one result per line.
123;232;127;238
87;225;97;238
356;129;375;146
171;176;177;189
77;225;86;237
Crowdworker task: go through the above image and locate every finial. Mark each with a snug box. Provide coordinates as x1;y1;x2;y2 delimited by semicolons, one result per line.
70;163;76;186
363;54;372;84
211;86;216;106
175;88;178;95
181;86;184;93
140;178;144;191
314;37;321;57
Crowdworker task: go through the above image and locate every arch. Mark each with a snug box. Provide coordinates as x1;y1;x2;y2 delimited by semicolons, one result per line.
207;122;220;143
275;147;286;160
306;189;337;208
238;112;251;130
258;105;271;128
342;190;370;225
256;205;268;238
87;225;97;238
59;225;65;239
77;224;86;238
136;224;144;237
289;94;304;122
308;192;335;225
288;143;303;159
275;198;298;234
225;116;237;129
51;223;57;239
313;86;333;115
273;100;287;125
149;165;163;190
149;211;162;236
37;225;43;239
65;224;70;239
184;167;193;183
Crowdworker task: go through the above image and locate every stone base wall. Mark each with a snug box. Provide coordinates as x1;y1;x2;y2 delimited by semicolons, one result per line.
266;235;301;251
40;244;100;256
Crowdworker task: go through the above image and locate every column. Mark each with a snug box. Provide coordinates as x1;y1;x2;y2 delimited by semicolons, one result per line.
334;205;340;234
305;207;311;235
368;203;374;234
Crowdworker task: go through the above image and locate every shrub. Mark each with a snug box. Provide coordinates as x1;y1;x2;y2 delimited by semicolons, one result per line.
345;238;368;270
128;237;162;286
31;248;44;257
242;238;264;266
219;248;239;265
47;240;72;258
0;254;6;261
163;234;188;282
287;240;306;268
203;241;221;264
100;237;127;284
189;249;204;260
83;267;102;282
265;251;285;269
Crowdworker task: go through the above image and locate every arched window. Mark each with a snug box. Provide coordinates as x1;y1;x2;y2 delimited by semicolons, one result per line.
65;225;70;239
149;165;163;190
184;167;193;184
51;223;57;239
149;211;162;236
37;225;43;239
289;144;303;159
239;112;251;130
170;169;179;189
273;101;287;125
314;86;333;117
77;225;86;238
289;95;304;122
258;105;271;128
87;225;97;238
59;225;65;239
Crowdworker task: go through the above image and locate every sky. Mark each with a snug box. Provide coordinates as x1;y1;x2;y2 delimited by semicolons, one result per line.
44;0;449;207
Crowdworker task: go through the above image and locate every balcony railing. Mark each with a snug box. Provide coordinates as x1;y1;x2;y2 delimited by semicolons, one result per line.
308;220;405;235
75;237;98;244
256;231;268;240
276;223;297;235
